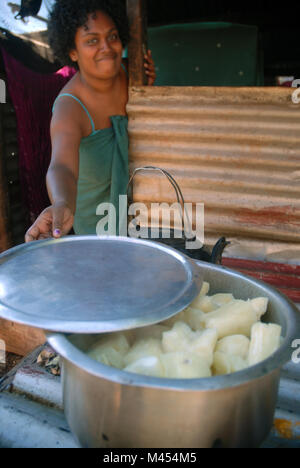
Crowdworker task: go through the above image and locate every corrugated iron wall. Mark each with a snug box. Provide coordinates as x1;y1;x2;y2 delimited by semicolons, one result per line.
127;86;300;260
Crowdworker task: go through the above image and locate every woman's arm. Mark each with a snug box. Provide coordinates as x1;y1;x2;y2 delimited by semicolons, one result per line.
25;98;83;241
47;99;82;213
144;50;156;86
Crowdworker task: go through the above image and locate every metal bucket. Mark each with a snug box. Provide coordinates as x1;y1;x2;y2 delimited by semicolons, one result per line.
47;261;300;448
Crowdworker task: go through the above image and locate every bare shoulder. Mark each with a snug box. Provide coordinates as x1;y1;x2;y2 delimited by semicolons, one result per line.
50;81;84;168
51;95;83;136
51;73;86;140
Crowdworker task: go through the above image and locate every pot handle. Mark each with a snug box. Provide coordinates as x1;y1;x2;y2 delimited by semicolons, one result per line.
127;166;194;239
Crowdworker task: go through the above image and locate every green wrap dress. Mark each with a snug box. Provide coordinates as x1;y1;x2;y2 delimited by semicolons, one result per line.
52;93;129;235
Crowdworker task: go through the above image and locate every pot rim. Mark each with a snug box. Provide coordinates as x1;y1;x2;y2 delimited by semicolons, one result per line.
47;261;300;391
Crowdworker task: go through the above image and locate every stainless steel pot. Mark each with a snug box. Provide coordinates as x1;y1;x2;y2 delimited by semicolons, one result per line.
47;261;300;448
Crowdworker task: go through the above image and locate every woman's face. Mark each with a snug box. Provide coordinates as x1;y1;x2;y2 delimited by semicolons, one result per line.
70;11;123;79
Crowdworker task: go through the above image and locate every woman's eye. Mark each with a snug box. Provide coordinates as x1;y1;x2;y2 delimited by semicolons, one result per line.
109;33;119;41
87;38;98;45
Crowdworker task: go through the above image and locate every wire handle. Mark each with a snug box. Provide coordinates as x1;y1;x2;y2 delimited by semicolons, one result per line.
127;166;194;239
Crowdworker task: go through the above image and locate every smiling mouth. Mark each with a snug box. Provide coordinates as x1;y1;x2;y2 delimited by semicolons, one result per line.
97;56;116;62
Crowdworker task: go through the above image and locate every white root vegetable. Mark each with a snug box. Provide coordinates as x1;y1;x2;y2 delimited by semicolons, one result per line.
87;333;131;368
199;281;210;297
189;328;218;366
211;293;235;308
190;295;216;313
124;356;164;378
247;322;282;366
212;352;231;375
161;352;212;378
213;352;247;375
162;309;186;328
134;324;169;341
89;333;130;355
122;329;136;346
123;338;163;366
200;300;258;339
216;335;250;360
87;288;279;380
162;322;192;353
184;307;206;330
229;355;248;373
188;282;211;309
88;346;124;369
162;322;217;366
249;298;269;320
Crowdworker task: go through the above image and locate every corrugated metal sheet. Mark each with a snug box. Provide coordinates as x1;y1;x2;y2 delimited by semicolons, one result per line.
127;86;300;259
222;258;300;303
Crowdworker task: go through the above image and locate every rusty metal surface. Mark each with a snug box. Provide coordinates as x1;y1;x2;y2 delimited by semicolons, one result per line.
222;257;300;303
127;86;300;258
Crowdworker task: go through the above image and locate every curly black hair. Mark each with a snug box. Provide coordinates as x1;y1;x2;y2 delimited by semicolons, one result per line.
48;0;130;68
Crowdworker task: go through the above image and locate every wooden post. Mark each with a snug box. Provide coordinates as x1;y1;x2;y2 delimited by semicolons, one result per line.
126;0;148;86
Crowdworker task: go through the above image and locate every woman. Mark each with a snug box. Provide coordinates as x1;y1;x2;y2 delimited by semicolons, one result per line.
25;0;155;241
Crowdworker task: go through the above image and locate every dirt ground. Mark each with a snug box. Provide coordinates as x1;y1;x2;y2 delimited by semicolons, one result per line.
0;352;23;378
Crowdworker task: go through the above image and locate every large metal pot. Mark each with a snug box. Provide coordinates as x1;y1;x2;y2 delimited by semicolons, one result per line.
47;261;300;448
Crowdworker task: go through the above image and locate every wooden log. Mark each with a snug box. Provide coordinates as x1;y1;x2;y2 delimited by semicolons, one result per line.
126;0;148;86
0;318;46;356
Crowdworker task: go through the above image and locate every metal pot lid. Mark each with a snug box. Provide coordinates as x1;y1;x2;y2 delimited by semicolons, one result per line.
0;236;203;333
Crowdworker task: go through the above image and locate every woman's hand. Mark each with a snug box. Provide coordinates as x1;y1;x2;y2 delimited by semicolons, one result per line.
144;49;156;86
25;202;74;242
